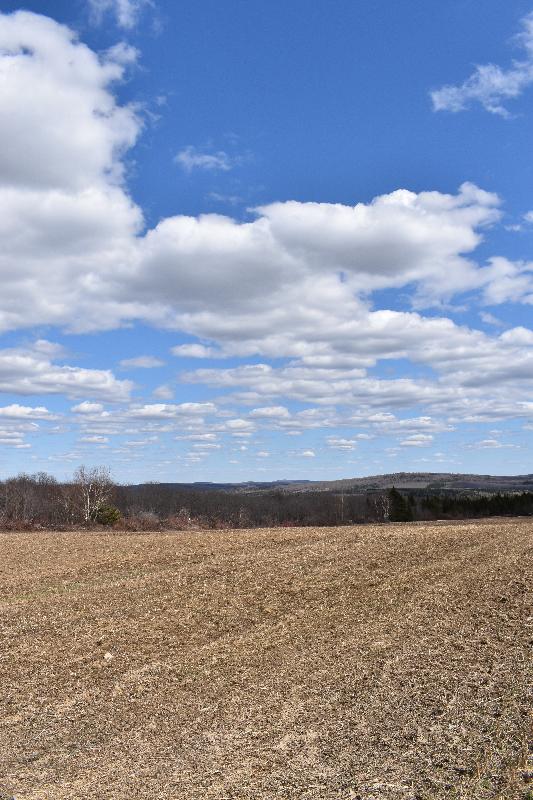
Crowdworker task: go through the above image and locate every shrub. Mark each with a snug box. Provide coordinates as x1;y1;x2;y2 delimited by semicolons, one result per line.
95;504;121;526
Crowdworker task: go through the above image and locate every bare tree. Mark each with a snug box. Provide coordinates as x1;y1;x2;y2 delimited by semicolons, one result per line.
72;466;114;523
369;492;390;522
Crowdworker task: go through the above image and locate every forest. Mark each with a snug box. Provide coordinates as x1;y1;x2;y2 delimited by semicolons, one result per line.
0;468;532;529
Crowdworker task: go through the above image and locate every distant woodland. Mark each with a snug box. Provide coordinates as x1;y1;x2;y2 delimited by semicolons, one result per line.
1;468;533;529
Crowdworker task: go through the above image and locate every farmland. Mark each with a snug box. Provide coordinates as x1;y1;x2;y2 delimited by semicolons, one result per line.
0;519;531;799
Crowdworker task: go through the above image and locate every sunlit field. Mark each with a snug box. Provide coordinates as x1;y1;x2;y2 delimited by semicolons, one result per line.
1;519;531;800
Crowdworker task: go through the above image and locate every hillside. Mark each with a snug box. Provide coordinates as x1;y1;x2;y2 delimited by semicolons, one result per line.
277;471;533;494
130;472;533;495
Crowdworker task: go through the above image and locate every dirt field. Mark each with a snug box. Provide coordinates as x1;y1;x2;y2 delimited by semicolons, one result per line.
0;519;531;800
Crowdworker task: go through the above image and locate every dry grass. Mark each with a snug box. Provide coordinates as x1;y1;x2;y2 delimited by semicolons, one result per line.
0;519;531;799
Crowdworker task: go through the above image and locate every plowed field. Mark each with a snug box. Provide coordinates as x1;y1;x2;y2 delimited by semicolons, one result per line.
0;519;532;799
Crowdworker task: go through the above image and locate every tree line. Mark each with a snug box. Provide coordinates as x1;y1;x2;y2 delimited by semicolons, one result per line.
0;467;532;530
381;486;533;521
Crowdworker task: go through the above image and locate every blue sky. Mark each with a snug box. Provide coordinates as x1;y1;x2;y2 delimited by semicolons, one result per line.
0;0;532;482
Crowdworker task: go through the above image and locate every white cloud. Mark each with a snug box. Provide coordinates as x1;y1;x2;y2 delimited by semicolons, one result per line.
301;450;316;458
479;311;506;328
174;146;234;173
468;438;518;449
88;0;152;29
499;326;533;346
182;327;533;426
0;21;506;352
0;432;31;448
481;257;533;305
128;402;216;419
104;42;140;66
71;401;105;414
0;404;55;419
171;344;222;359
431;12;533;116
0;13;140;191
2;10;533;458
184;363;436;407
399;434;434;447
119;355;165;368
179;433;218;442
327;438;358;451
0;344;131;401
0;11;144;334
0;417;42;449
249;406;291;419
152;384;174;399
225;418;255;432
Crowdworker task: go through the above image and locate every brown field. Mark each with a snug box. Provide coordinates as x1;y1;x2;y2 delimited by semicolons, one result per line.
0;520;532;800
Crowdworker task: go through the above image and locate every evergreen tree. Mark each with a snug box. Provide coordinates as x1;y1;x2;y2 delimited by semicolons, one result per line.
388;487;412;521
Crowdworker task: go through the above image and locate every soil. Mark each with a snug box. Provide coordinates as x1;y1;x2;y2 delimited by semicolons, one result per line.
0;519;531;799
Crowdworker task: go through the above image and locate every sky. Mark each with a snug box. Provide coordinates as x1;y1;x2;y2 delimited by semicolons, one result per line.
0;0;533;483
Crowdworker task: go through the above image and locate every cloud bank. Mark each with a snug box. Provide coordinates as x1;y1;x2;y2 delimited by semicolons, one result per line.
1;10;533;473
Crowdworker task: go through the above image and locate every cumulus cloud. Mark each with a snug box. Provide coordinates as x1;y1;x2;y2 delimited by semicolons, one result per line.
2;9;533;457
128;402;217;419
71;401;105;414
431;11;533;116
146;183;496;323
0;18;504;342
0;14;508;351
225;418;255;432
0;11;144;334
249;406;291;419
499;326;533;345
0;13;140;191
0;343;131;401
481;258;533;305
182;330;533;421
0;404;55;419
400;434;434;447
171;344;223;359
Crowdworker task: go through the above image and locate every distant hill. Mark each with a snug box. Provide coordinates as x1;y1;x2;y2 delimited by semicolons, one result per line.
131;479;311;493
276;472;533;493
129;472;533;495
